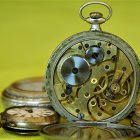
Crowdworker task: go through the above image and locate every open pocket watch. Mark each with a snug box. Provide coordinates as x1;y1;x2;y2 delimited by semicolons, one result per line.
46;1;140;123
0;106;59;135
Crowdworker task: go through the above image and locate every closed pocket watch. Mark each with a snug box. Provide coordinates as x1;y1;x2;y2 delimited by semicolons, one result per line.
2;77;50;108
0;106;59;135
46;2;140;122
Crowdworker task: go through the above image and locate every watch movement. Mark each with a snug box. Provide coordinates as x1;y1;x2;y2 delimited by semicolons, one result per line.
46;2;140;122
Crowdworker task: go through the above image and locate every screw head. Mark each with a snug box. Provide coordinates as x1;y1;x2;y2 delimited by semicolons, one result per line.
77;112;84;119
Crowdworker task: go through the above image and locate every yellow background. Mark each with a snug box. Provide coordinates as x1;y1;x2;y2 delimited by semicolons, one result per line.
0;0;140;139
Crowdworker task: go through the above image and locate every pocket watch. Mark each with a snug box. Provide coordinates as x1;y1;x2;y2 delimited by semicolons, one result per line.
46;2;140;122
40;122;140;140
0;106;59;135
2;77;50;108
131;104;140;128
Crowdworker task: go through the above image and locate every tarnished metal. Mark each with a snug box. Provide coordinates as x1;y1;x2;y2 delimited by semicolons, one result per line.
0;106;59;135
2;77;51;108
45;2;140;123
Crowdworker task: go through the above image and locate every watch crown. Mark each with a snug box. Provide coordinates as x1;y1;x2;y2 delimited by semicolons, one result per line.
89;12;103;19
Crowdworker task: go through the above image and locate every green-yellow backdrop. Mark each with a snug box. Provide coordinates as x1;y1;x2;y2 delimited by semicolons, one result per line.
0;0;140;139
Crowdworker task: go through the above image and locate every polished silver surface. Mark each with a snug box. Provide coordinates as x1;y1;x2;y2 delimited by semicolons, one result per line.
40;122;140;140
61;56;91;86
1;77;50;108
86;46;104;65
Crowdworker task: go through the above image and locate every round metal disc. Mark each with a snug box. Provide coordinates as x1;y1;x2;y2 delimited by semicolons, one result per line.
61;56;90;86
40;122;140;140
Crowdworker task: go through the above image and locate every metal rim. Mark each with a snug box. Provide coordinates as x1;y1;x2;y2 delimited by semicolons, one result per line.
40;122;140;139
